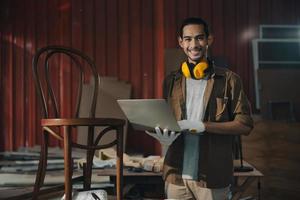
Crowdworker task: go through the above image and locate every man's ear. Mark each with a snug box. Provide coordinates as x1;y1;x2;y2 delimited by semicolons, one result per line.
178;36;184;48
207;35;214;46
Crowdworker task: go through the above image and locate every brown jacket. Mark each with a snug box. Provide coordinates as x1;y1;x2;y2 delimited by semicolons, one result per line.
162;65;253;188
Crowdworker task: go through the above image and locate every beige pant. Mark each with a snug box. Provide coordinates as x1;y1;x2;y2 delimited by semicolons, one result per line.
165;180;230;200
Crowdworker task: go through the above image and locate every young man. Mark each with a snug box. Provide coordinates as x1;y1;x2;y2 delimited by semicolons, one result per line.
148;17;253;199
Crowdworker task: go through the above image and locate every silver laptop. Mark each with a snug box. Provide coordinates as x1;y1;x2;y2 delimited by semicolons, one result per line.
117;99;181;132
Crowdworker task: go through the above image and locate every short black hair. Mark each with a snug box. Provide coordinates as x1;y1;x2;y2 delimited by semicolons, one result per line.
179;17;210;38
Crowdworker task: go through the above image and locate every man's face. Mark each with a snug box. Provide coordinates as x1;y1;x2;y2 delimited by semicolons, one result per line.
178;24;212;64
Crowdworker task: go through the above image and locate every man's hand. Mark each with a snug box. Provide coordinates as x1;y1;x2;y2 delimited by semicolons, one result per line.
145;126;180;146
178;120;205;133
145;126;181;156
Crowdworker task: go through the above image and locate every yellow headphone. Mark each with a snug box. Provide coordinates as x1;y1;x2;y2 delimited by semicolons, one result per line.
181;60;209;79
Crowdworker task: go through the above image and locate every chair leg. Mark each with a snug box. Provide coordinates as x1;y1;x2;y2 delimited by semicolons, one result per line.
32;132;49;200
63;126;73;200
116;126;124;200
84;149;94;190
84;128;95;190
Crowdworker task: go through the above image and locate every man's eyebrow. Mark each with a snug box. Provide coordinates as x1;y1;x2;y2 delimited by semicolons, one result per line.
183;34;206;38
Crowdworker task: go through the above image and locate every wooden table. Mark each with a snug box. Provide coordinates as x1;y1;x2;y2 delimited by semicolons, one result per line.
97;160;263;199
232;160;263;200
97;168;164;198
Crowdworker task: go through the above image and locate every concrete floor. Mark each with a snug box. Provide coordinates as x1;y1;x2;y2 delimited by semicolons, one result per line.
243;117;300;200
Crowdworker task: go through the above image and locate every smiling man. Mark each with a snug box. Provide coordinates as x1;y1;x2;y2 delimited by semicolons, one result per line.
179;22;212;64
159;17;254;200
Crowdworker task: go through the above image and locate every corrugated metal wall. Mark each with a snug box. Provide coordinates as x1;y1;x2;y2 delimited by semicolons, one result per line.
1;0;300;153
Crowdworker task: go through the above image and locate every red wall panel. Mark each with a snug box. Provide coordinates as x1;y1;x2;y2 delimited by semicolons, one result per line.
1;0;299;154
13;0;26;148
141;0;154;99
35;0;48;146
106;0;118;77
129;0;142;99
1;0;14;150
24;0;36;148
118;0;130;81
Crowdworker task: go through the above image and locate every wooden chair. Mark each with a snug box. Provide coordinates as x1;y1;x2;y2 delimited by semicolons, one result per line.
32;46;124;200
